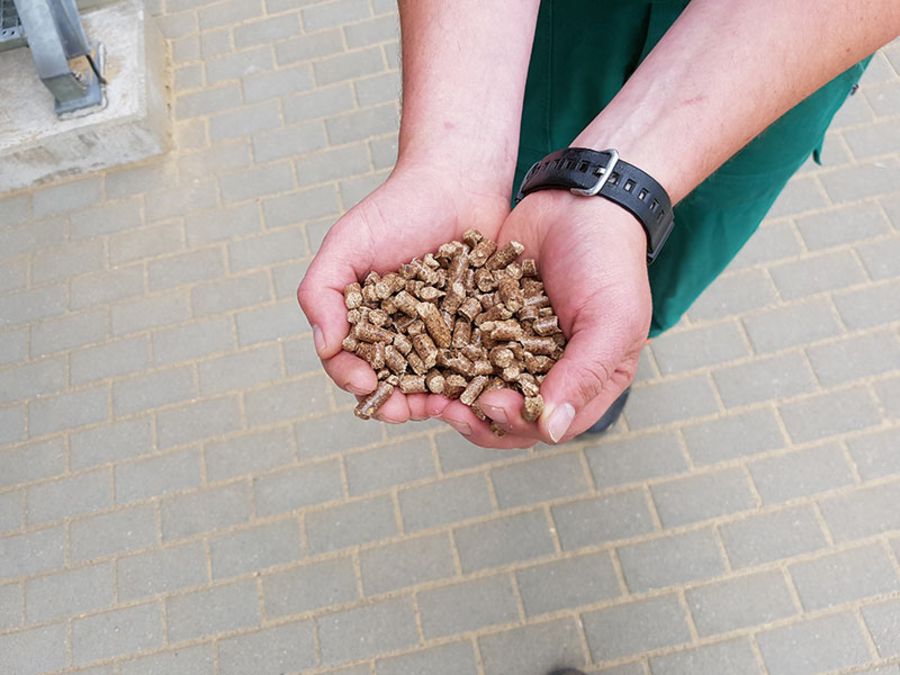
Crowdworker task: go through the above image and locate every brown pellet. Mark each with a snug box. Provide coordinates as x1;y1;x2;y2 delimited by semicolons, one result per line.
417;302;452;349
398;374;427;393
355;381;394;419
522;394;544;422
444;374;467;399
384;345;407;374
520;336;558;355
460;375;488;405
344;282;363;309
451;319;472;348
485;240;525;270
412;333;439;369
469;239;497;268
426;369;446;394
532;315;560;336
393;290;419;317
353;321;393;343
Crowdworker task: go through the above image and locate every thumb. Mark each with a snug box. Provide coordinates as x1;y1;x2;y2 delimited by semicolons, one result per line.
296;247;358;360
537;311;636;443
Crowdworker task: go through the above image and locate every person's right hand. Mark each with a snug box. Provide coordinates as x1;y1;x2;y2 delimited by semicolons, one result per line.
297;161;513;427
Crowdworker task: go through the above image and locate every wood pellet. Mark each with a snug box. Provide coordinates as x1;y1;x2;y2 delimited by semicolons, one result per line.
347;230;566;430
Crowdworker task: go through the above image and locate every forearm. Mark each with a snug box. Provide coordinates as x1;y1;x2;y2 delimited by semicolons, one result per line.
574;0;900;203
396;0;540;191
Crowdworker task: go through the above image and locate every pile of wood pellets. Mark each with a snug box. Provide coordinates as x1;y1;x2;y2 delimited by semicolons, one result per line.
342;229;565;434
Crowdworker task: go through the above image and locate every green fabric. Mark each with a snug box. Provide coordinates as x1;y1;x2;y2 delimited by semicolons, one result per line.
515;0;870;336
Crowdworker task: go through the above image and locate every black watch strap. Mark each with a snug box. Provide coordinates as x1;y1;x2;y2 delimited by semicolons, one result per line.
515;147;675;264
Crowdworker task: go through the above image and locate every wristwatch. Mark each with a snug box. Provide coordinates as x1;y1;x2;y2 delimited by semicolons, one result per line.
515;147;675;263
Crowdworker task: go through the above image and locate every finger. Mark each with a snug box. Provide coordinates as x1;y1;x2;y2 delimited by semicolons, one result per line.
405;393;431;421
373;389;411;424
537;310;637;444
321;351;379;396
440;400;537;449
476;388;539;438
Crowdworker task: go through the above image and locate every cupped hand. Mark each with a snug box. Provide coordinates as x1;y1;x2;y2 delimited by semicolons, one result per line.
297;161;516;427
436;189;653;448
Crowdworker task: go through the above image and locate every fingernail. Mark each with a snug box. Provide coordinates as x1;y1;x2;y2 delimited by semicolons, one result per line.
481;405;507;424
346;382;370;396
547;402;575;443
312;325;326;355
445;418;472;436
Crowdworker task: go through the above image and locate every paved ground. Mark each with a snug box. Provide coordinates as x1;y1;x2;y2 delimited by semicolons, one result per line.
1;2;899;674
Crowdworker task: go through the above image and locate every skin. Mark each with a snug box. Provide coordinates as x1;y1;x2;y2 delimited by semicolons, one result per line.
299;0;900;449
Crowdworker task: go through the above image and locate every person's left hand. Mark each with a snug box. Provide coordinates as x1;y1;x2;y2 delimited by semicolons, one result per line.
430;189;653;448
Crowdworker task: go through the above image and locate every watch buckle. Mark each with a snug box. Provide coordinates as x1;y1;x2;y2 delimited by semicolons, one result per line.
570;149;619;197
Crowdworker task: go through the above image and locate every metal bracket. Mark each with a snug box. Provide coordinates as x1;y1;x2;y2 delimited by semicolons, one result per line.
11;0;106;116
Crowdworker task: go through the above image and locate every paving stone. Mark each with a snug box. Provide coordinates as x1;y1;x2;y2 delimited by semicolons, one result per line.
26;469;112;524
862;599;900;658
748;443;853;503
166;580;260;642
71;335;151;385
220;162;295;204
835;279;900;329
376;641;478;675
303;0;370;31
148;248;226;290
479;619;585;675
582;594;691;661
206;46;273;85
281;337;320;377
234;14;301;48
687;570;796;637
152;317;236;365
766;175;827;218
315;47;385;86
757;613;870;675
398;473;494;532
114;366;197;417
713;352;817;408
769;250;867;300
161;482;251;540
192;272;273;316
70;417;154;470
649;639;760;675
253;460;344;517
262;556;358;617
326;103;398;144
178;140;253;180
198;344;284;395
730;222;803;270
147;179;220;222
210;100;282;141
117;542;209;601
453;510;555;573
789;544;899;611
552;490;656;551
848;429;900;479
0;438;66;490
355;70;401;106
72;603;163;665
0;328;28;367
618;528;725;593
112;290;192;335
436;430;529;472
651;468;756;527
360;533;456;595
156;396;243;448
0;357;66;405
688;269;778;321
70;505;157;561
490;452;590;509
0;490;22;533
0;256;26;293
295;143;371;185
0;194;31;228
206;427;295;481
875;375;900;419
795;202;890;250
184;203;262;245
105;161;177;198
780;386;881;442
819;481;900;542
346;437;436;495
0;285;67;329
30;308;108;356
857;235;900;280
109;221;185;265
276;31;345;67
210;519;303;579
295;411;382;458
719;506;828;568
807;331;900;385
229;229;308;273
245;377;331;425
29;385;108;436
0;623;67;675
119;645;215;675
32;176;103;218
218;622;317;674
115;448;203;503
25;563;114;623
585;431;688;488
651;321;748;374
742;297;844;353
31;239;105;284
0;405;24;445
263;185;340;228
593;665;645;675
370;134;398;170
820;159;900;204
345;15;398;49
0;582;22;629
516;552;621;616
306;494;397;554
253;120;328;163
317;597;419;665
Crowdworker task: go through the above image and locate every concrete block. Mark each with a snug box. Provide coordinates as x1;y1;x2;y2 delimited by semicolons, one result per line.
27;469;112;524
317;597;418;665
345;437;436;495
398;474;494;532
161;482;250;540
819;481;900;542
790;544;899;611
417;575;519;638
757;613;870;675
748;443;853;503
117;542;208;600
0;438;65;488
166;580;260;642
0;526;65;579
454;510;555;573
205;427;295;481
862;599;900;658
720;506;827;568
650;639;759;675
360;533;455;595
582;594;691;661
552;490;655;551
780;386;880;442
26;563;114;622
120;645;214;675
253;460;343;517
115;447;202;503
70;505;157;561
490;452;590;509
479;619;585;675
70;417;153;469
376;642;478;675
618;529;725;593
218;622;317;675
306;494;396;554
0;1;169;193
262;556;358;617
651;468;756;527
72;603;163;665
210;519;302;579
686;570;796;637
585;431;688;488
516;552;621;616
0;623;67;675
